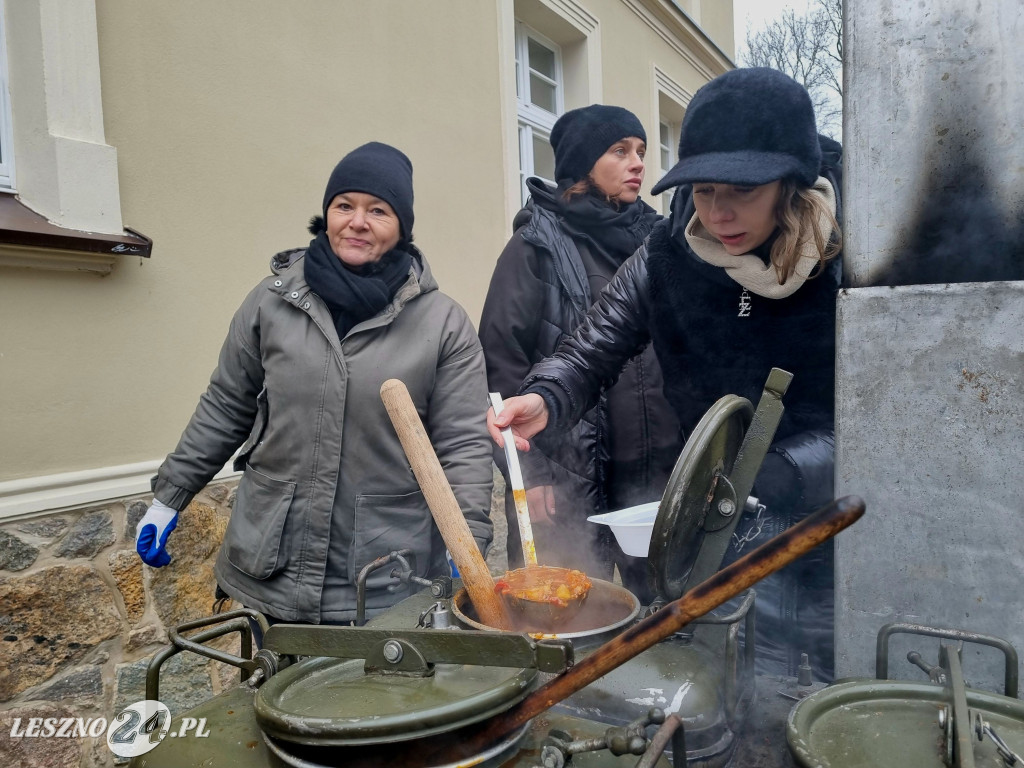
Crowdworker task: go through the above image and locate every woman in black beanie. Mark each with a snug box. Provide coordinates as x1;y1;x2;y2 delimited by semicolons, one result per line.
488;68;844;681
478;105;682;597
136;142;494;626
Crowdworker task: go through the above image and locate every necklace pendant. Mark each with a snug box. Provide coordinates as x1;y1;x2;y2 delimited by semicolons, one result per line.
738;289;752;317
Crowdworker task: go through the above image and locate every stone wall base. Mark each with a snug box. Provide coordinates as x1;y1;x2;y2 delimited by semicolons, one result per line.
0;468;508;767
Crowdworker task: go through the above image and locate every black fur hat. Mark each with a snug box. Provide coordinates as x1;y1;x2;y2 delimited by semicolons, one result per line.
320;142;414;238
550;104;647;183
652;68;821;194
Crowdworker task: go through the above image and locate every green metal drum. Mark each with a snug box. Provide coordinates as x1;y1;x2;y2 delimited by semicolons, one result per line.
788;623;1024;768
788;680;1024;768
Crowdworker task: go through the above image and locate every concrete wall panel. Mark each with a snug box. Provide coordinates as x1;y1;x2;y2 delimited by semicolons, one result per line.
835;282;1024;687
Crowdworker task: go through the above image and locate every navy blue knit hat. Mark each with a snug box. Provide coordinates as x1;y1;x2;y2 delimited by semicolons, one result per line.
550;105;647;183
322;142;414;238
651;68;821;194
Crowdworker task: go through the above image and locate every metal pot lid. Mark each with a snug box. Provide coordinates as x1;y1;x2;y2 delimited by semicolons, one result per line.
647;394;753;601
787;679;1024;768
254;654;538;746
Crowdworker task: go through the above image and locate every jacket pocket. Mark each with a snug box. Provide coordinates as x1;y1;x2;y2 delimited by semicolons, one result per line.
225;465;295;580
233;387;268;472
351;490;434;590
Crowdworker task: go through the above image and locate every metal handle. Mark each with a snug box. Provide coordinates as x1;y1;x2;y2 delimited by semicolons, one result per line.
355;549;421;626
260;625;574;673
147;614;256;700
876;623;1019;697
636;713;688;768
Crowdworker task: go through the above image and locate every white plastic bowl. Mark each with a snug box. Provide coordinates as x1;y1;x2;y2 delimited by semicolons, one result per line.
587;501;660;557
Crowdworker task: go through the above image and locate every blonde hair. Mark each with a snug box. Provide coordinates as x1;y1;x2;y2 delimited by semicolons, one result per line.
771;179;842;283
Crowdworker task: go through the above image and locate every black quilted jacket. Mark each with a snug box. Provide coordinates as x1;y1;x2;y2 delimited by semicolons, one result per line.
479;179;681;577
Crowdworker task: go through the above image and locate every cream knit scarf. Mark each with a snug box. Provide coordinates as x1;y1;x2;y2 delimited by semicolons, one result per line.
683;176;836;299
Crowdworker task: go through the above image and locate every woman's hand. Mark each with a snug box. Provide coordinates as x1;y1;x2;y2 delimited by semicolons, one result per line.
526;484;557;524
135;500;179;567
487;393;549;452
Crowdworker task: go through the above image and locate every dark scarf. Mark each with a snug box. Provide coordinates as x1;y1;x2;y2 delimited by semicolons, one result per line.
303;230;412;339
532;179;660;270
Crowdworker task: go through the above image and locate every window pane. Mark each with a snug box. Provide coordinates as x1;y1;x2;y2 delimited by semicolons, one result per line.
530;75;556;113
518;126;528;206
660;122;672;168
532;134;555;182
527;37;556;79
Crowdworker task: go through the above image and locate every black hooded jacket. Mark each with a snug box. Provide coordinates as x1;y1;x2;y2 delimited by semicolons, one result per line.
479;179;682;576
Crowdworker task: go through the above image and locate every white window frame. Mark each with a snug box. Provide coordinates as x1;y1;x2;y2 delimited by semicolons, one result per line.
1;0;123;235
515;21;563;205
0;0;16;191
658;119;676;215
653;66;691;217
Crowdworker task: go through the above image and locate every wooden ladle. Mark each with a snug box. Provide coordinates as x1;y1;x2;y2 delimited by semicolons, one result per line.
379;379;511;630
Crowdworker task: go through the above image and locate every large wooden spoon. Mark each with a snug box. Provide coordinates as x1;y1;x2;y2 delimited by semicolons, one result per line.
380;379;510;630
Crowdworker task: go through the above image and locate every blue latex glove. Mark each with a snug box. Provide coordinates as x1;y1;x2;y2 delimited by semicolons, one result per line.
136;499;179;567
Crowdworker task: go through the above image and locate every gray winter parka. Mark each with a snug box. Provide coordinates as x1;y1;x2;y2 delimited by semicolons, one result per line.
152;247;493;623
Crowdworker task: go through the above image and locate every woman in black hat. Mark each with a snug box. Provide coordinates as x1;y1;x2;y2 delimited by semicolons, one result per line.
478;105;682;598
488;68;843;680
135;142;494;626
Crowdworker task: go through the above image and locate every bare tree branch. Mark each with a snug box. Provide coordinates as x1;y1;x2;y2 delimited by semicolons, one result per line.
739;0;843;139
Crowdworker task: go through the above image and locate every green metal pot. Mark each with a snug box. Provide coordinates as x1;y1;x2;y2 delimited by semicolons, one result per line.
788;623;1024;768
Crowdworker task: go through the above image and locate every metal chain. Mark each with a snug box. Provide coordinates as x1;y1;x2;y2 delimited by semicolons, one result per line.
977;716;1024;766
731;503;767;554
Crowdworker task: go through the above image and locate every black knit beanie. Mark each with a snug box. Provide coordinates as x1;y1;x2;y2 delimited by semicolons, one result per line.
321;142;414;238
550;105;647;183
652;68;821;194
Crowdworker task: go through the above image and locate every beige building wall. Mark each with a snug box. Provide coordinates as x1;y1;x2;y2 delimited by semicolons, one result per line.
0;1;514;500
0;0;732;514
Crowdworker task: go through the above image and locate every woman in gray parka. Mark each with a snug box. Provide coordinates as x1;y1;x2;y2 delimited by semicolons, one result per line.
135;142;493;625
